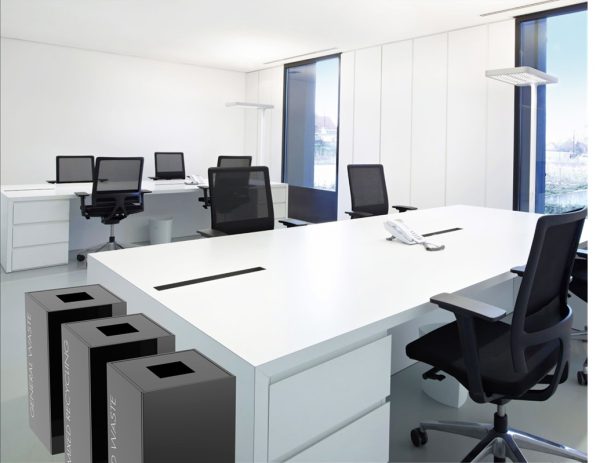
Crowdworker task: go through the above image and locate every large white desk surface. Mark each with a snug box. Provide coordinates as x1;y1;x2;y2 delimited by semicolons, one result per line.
88;205;560;462
89;205;541;367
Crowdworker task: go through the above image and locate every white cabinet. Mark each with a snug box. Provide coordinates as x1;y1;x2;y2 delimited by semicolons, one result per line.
268;336;391;461
1;195;70;272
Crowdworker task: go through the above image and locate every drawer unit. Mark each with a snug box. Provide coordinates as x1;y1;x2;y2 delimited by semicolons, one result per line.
268;335;391;461
13;200;70;224
12;221;69;247
271;187;288;204
285;402;390;462
273;203;287;219
12;242;69;271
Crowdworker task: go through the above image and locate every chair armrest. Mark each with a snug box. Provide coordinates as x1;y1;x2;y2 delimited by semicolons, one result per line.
345;210;373;219
510;265;525;277
279;218;310;227
140;189;152;195
430;293;507;322
74;192;89;197
392;205;417;213
74;192;90;218
46;180;56;184
576;249;588;259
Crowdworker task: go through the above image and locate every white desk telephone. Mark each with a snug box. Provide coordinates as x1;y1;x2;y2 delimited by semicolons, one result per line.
384;219;445;251
186;174;207;185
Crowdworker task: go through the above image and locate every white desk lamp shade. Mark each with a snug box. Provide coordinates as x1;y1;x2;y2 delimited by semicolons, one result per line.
486;66;558;212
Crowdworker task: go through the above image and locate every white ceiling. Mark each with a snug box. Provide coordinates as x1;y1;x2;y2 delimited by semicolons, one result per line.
0;0;583;73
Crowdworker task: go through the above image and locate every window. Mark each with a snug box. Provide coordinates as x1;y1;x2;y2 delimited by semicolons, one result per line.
283;55;340;222
515;4;587;213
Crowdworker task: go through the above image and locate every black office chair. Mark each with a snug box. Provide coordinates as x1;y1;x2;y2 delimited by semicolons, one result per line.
217;155;252;168
75;157;150;261
198;156;252;208
346;164;416;218
197;166;273;237
406;207;587;462
151;152;186;180
47;155;94;183
570;248;588;385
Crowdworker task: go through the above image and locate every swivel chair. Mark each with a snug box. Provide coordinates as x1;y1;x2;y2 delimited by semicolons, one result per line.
198;166;273;237
75;157;149;261
217;155;252;168
570;248;588;385
198;156;253;208
346;164;416;219
406;207;587;462
47;155;94;183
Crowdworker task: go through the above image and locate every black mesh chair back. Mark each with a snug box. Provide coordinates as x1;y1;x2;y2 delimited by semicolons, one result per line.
154;152;186;179
209;166;274;235
217;155;252;168
89;157;145;222
509;207;587;392
56;156;94;183
347;164;389;216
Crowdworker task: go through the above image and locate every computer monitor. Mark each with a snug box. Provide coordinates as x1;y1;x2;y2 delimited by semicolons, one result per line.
154;152;186;180
53;156;95;183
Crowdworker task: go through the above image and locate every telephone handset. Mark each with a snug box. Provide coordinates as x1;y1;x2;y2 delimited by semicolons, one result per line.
384;219;445;251
186;174;207;185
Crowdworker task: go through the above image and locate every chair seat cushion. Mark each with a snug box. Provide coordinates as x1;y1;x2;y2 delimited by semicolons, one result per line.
406;319;560;399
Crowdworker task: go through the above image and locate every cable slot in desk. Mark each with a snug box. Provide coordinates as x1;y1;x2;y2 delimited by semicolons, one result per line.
155;267;266;291
422;227;462;237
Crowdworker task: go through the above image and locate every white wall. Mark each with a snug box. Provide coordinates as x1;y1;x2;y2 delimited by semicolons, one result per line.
245;20;515;218
0;38;247;184
244;66;284;180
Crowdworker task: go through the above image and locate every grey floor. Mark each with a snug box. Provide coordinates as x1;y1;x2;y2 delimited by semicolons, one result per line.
1;258;588;462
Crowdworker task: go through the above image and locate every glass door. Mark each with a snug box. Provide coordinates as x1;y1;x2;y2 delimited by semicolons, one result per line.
516;5;587;213
283;55;340;222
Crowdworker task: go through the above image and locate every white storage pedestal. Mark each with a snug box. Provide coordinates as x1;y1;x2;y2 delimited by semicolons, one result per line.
420;323;468;408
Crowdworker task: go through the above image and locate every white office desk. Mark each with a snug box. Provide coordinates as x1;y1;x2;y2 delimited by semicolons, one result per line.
0;180;288;272
87;205;544;462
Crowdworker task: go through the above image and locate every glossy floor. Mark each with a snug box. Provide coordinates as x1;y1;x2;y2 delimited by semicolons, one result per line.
1;259;588;462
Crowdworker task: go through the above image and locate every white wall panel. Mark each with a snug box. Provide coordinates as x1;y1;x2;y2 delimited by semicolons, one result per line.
337;52;356;219
353;47;382;164
411;33;448;208
244;71;259;163
446;26;488;206
380;41;413;207
486;20;515;210
0;38;246;184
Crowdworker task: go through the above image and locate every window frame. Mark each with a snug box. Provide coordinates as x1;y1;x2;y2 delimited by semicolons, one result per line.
513;2;588;211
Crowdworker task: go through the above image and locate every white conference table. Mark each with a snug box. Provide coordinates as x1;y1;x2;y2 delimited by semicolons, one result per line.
0;180;288;272
87;205;544;462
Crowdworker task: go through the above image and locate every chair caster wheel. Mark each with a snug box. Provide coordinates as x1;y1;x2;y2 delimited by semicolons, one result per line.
577;371;587;385
76;254;86;262
411;428;428;447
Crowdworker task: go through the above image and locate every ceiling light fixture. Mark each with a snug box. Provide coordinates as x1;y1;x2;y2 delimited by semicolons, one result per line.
480;0;562;17
263;47;338;65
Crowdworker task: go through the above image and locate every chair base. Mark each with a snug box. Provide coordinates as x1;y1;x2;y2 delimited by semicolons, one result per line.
76;225;135;262
411;406;587;462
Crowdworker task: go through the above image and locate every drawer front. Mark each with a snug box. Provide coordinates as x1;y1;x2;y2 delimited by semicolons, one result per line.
13;200;70;224
12;242;69;271
12;221;69;247
285;403;390;462
273;203;287;220
269;336;391;461
271;187;287;204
